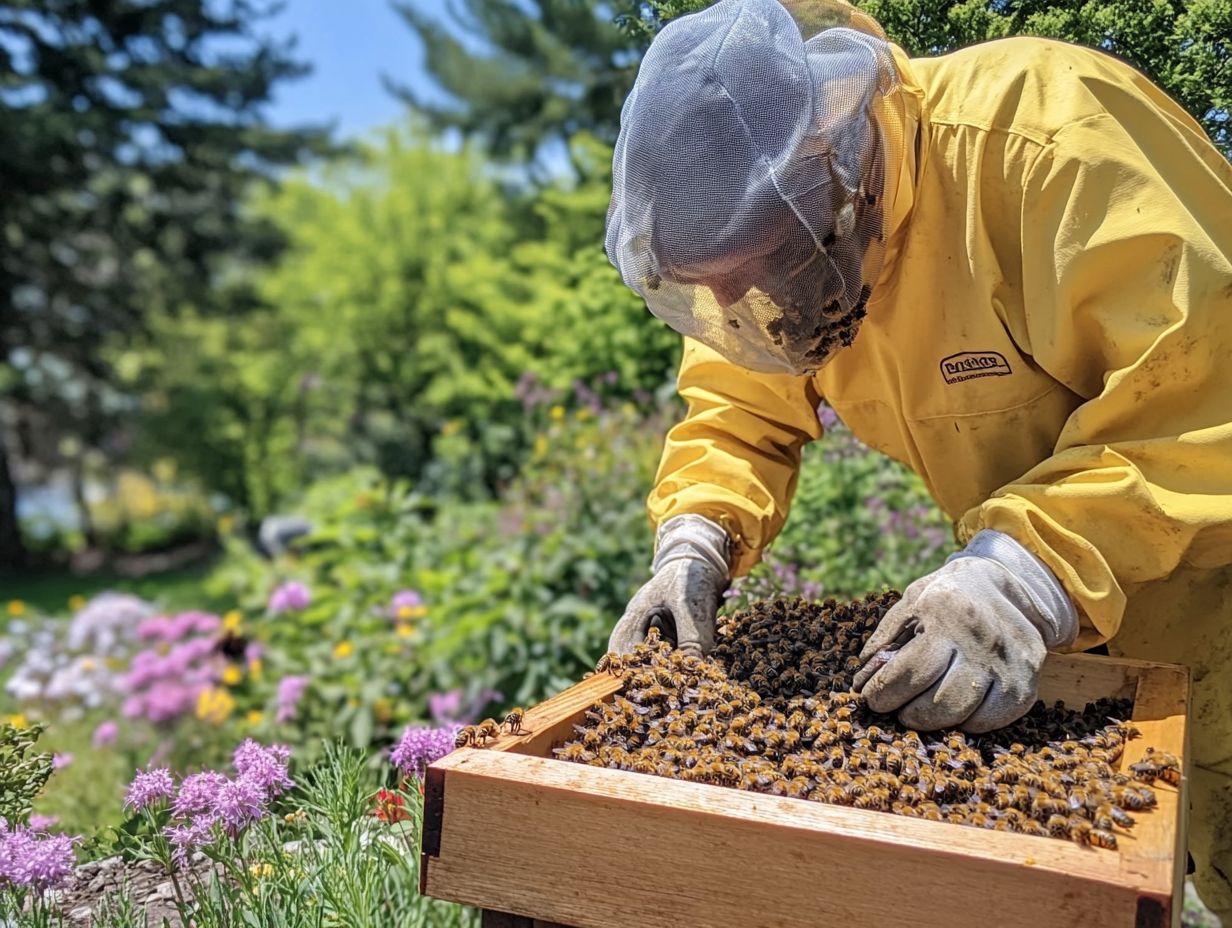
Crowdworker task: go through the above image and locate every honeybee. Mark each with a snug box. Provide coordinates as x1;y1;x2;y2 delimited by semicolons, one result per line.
477;718;501;743
503;708;526;734
595;652;625;676
454;726;478;748
1090;828;1119;850
1046;814;1072;838
552;743;596;762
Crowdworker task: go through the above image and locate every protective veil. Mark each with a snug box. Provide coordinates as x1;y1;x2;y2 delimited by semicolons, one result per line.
606;0;900;375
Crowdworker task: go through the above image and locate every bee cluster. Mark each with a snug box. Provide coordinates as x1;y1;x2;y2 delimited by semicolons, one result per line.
556;593;1181;849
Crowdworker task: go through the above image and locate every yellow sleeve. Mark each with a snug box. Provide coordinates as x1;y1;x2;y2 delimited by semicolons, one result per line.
648;338;824;576
958;106;1232;650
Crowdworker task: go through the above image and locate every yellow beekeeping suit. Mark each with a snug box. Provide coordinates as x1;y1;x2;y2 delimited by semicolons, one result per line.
647;36;1232;918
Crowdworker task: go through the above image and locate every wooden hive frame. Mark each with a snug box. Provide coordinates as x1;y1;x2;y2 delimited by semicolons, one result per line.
420;653;1190;928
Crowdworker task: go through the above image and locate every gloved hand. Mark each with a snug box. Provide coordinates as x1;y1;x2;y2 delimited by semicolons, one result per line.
852;530;1079;733
608;514;732;658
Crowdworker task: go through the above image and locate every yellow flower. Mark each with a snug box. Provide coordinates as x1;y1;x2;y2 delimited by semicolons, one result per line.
196;687;236;725
246;710;265;726
248;862;274;879
216;515;234;535
374;698;393;724
80;658;97;672
395;623;414;639
533;434;549;457
441;419;461;436
67;594;87;612
549;405;565;421
223;610;243;633
283;809;309;825
221;665;243;686
332;641;354;659
396;604;427;621
575;407;592;421
621;402;637;417
5;714;28;729
6;600;26;618
249;659;263;681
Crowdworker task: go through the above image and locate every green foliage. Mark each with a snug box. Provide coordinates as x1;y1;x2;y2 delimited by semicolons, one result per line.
392;0;638;159
618;0;1232;158
0;722;53;825
205;400;675;756
732;414;953;607
0;0;329;566
152;127;677;509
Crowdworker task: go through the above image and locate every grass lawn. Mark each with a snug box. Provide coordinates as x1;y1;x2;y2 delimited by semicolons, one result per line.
2;561;223;617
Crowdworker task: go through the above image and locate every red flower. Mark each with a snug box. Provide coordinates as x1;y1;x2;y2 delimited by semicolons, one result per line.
372;788;411;824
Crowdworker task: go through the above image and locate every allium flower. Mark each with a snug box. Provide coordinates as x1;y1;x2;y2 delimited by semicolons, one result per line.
173;771;229;819
27;815;59;831
276;675;309;723
125;767;175;811
165;817;215;867
52;752;73;770
0;819;77;889
268;581;311;614
390;725;461;779
233;740;293;798
211;777;267;834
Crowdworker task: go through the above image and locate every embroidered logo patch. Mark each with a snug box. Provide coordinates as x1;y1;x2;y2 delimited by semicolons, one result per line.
940;351;1012;384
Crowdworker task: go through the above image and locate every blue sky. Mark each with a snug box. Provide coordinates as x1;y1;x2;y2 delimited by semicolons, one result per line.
263;0;455;140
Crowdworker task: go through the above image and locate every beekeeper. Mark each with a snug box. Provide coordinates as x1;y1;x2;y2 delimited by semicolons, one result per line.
604;0;1232;917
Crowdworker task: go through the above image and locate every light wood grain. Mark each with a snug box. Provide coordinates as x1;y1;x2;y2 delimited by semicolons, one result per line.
1118;664;1191;927
423;652;1190;928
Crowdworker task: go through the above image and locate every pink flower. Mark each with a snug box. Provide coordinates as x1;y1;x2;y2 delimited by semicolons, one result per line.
52;753;73;770
268;581;311;614
276;675;309;723
27;815;58;832
92;720;119;747
125;768;175;811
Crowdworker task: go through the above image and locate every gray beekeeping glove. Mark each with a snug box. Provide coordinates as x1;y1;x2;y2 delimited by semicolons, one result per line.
608;514;732;658
853;529;1079;733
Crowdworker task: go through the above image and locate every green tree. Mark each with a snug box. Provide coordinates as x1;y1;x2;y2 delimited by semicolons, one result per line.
391;0;639;160
0;0;327;568
620;0;1231;158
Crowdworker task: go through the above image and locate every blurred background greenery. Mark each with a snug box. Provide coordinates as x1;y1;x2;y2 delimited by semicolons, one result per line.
0;7;1228;919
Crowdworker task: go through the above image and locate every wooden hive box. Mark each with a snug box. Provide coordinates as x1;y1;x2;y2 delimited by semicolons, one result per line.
419;653;1190;928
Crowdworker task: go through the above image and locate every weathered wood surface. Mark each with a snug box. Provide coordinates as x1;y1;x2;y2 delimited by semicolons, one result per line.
424;653;1190;928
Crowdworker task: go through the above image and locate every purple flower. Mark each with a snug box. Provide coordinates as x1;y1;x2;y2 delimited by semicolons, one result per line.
52;752;73;770
276;675;310;723
428;688;500;725
125;768;175;812
389;589;422;612
211;777;268;834
0;820;77;889
390;725;461;779
92;720;119;748
233;740;293;797
268;581;311;614
26;814;59;832
164;817;215;867
427;691;463;725
817;402;841;431
173;771;229;819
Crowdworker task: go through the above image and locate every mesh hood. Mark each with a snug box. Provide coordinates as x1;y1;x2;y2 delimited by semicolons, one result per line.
606;0;900;375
